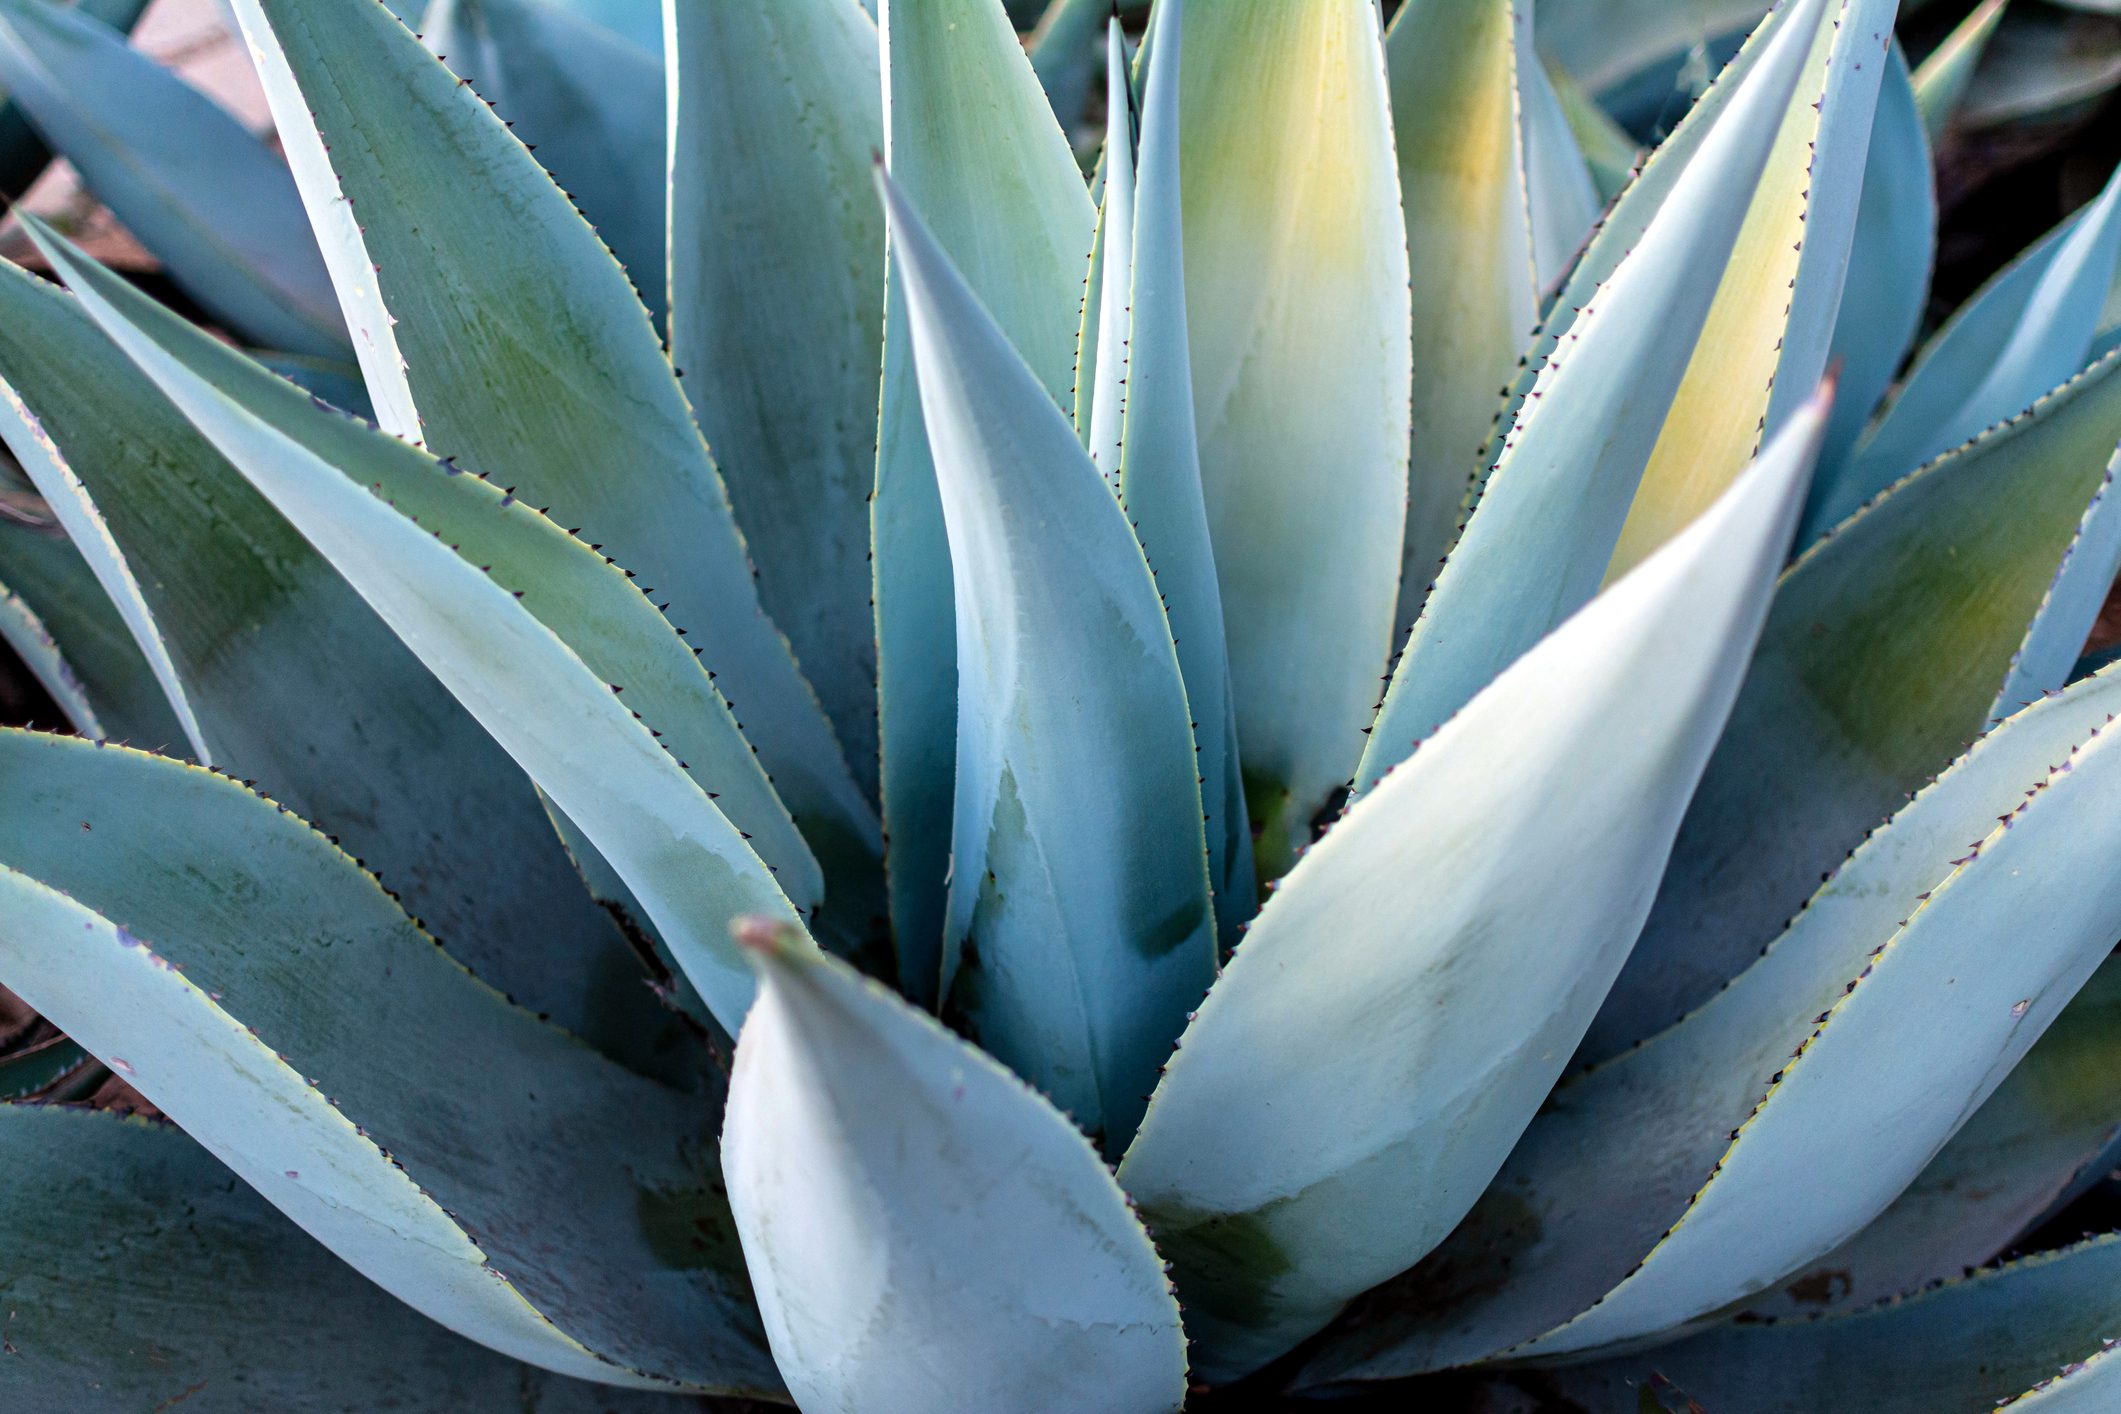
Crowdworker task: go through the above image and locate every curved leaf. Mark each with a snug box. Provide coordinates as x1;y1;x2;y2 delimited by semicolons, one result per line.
0;571;100;737
1306;668;2121;1381
228;0;880;913
1178;0;1410;879
886;172;1214;1152
667;0;885;806
1547;58;1642;200
874;0;1097;1000
1085;21;1136;486
1591;348;2121;1060
34;222;818;1035
1119;398;1823;1384
0;521;181;747
0;255;673;1072
0;0;149;199
1357;0;1827;793
1385;0;1598;638
423;0;666;320
0;732;777;1393
0;1105;719;1412
725;923;1187;1414
0;0;342;357
1912;0;2012;140
1812;157;2121;537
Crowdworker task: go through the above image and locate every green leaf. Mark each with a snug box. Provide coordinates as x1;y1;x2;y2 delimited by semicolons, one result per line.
1385;0;1599;643
0;521;182;747
0;1033;86;1099
1537;1236;2121;1413
1546;59;1643;200
1540;0;1771;96
1912;0;2012;141
874;0;1097;1002
667;0;885;809
1751;953;2121;1319
724;923;1187;1414
228;0;881;914
1811;158;2121;538
1118;398;1824;1384
0;0;149;199
1028;0;1117;138
0;255;675;1071
0;732;778;1393
0;1106;736;1413
1304;668;2121;1381
1591;347;2121;1061
1817;43;1935;480
0;0;343;358
1357;0;1829;794
423;0;667;321
1118;0;1256;943
32;221;819;1035
884;171;1215;1152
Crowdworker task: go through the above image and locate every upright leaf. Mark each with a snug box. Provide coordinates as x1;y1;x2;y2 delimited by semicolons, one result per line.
1177;0;1411;880
885;173;1214;1152
1119;401;1823;1383
874;0;1097;1000
1912;0;2012;140
0;1106;711;1413
724;923;1187;1414
1590;349;2121;1060
667;0;886;805
1119;0;1256;942
0;256;671;1071
1085;20;1137;486
1540;0;1771;95
36;223;819;1034
423;0;667;320
0;733;777;1393
0;519;181;748
1385;0;1599;637
1357;0;1826;792
0;0;344;357
228;0;881;919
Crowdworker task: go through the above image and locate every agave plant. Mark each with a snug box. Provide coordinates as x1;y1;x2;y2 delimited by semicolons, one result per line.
5;0;2121;1409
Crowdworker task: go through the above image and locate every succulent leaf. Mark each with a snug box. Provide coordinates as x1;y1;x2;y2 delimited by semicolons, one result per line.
1540;0;1770;97
1306;667;2121;1380
724;923;1188;1414
0;732;778;1393
0;1105;705;1412
667;0;886;808
1085;20;1137;487
1358;0;1827;793
423;0;667;321
1911;0;2012;141
227;0;882;905
1119;395;1826;1384
883;170;1216;1151
1594;346;2121;1060
32;222;821;1033
0;256;675;1067
874;0;1097;1002
1177;0;1412;880
1545;57;1643;200
1385;0;1600;643
0;0;345;358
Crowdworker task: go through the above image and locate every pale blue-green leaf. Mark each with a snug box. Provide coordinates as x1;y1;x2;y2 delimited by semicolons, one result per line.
1539;0;1770;95
0;1106;721;1412
0;0;342;358
0;575;99;737
1813;158;2121;538
874;0;1097;1002
1303;670;2121;1382
1538;1237;2121;1414
1546;59;1642;200
1386;0;1598;641
1120;0;1255;944
33;221;820;1034
423;0;666;321
0;254;677;1073
1912;0;2011;139
1590;347;2121;1062
1356;0;1826;794
1816;42;1934;479
230;0;881;917
248;351;372;419
0;521;181;747
725;925;1186;1414
550;0;660;50
0;0;150;198
1085;20;1135;486
1749;953;2121;1319
885;172;1214;1152
1028;0;1116;137
0;732;777;1393
667;0;885;810
1119;400;1823;1385
1180;0;1411;880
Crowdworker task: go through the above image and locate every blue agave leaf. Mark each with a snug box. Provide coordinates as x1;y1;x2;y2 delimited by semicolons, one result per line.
0;521;181;749
1911;0;2012;141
